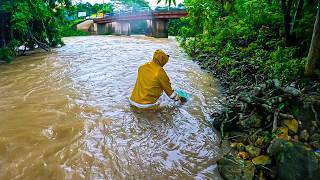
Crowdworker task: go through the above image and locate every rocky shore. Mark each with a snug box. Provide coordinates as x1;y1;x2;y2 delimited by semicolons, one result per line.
194;55;320;180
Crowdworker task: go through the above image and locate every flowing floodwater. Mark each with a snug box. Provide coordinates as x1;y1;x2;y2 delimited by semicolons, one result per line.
0;36;223;179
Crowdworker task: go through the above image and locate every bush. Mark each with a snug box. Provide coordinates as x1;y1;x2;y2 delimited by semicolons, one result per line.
176;0;312;85
61;29;89;37
0;48;14;63
264;47;306;82
60;19;90;37
235;0;282;28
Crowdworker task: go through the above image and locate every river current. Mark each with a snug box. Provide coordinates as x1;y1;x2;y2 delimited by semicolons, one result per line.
0;36;223;179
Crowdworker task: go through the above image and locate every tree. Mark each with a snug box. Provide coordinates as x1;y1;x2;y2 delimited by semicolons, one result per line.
76;2;93;15
0;0;72;62
111;0;149;9
305;4;320;77
281;0;294;45
157;0;176;6
279;0;318;47
0;1;10;49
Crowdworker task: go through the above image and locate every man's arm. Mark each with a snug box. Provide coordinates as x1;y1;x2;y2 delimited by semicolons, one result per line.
158;68;179;100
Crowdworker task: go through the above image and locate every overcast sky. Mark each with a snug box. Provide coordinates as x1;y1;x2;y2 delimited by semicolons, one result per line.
73;0;184;7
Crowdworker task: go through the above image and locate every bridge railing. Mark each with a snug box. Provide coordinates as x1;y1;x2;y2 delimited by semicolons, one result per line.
104;7;151;18
103;6;186;19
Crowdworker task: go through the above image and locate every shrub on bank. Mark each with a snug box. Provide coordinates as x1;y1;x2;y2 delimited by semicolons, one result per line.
60;19;90;37
178;0;316;83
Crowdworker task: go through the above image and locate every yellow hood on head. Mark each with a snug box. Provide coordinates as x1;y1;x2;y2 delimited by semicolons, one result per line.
152;49;169;67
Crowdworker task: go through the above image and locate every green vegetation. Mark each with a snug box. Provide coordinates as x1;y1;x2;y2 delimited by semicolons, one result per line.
59;3;113;37
60;19;90;37
157;0;177;6
115;0;149;8
0;0;72;63
75;2;112;16
0;0;153;63
174;0;318;83
168;19;187;36
73;0;149;16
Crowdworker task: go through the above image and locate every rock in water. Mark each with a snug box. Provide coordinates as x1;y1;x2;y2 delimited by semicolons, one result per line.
267;139;320;180
217;155;255;180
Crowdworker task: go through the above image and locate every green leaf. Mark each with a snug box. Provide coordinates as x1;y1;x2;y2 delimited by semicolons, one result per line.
278;103;285;110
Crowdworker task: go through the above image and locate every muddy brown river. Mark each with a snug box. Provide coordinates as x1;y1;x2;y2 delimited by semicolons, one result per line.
0;36;223;179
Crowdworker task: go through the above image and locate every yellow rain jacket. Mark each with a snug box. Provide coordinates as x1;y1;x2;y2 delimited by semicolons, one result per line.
130;49;178;108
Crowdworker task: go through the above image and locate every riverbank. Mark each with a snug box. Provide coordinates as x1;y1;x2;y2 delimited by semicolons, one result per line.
172;1;320;178
186;43;320;179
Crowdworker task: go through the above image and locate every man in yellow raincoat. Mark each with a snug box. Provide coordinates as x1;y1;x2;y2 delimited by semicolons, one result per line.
130;49;182;109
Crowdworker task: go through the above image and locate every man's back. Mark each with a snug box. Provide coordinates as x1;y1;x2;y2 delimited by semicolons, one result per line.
130;62;163;105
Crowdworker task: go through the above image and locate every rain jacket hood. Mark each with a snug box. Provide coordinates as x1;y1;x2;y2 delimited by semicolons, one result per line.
152;49;169;67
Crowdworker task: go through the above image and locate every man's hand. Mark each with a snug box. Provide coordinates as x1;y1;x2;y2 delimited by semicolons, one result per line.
178;96;187;105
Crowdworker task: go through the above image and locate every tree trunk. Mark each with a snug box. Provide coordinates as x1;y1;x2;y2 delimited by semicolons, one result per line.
305;6;320;77
0;1;5;48
281;0;294;46
290;0;304;36
0;13;5;48
0;12;10;48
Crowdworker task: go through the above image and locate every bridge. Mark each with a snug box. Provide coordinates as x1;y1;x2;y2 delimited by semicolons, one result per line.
92;8;187;38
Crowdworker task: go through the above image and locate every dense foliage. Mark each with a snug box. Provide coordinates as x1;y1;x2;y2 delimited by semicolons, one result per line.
157;0;177;6
109;0;149;11
160;1;320;178
60;19;90;37
169;0;318;83
115;0;149;9
0;0;72;62
71;0;149;17
168;19;188;36
0;0;151;63
60;2;112;37
75;2;111;16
